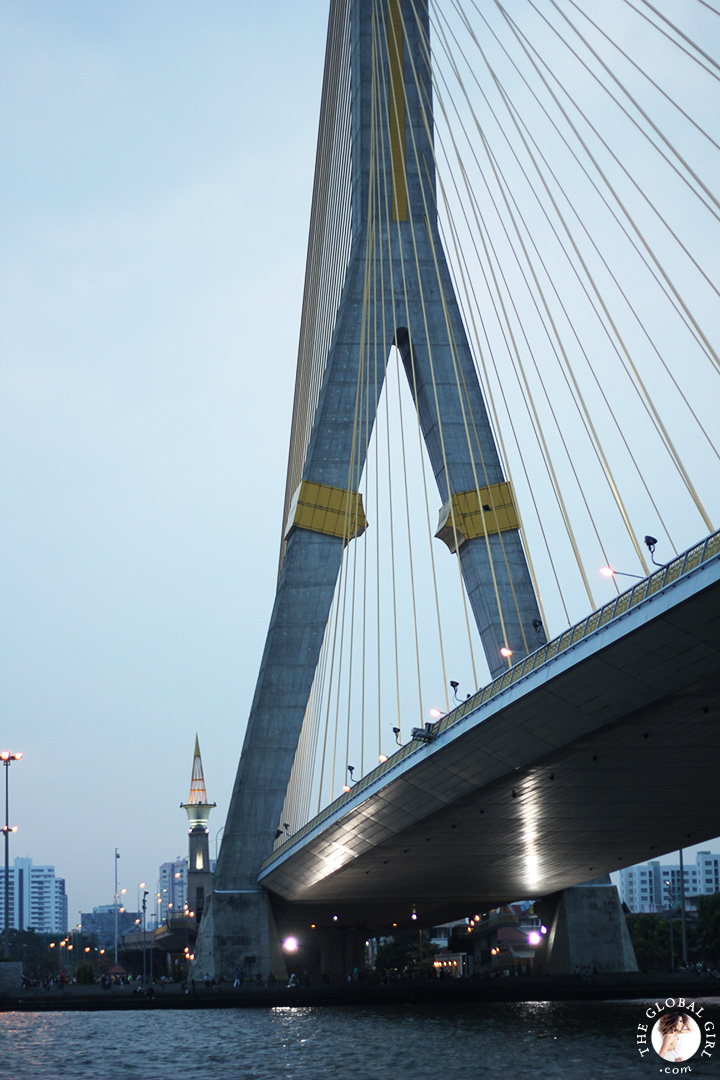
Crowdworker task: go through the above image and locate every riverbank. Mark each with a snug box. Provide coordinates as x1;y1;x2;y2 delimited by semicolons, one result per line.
2;971;718;1011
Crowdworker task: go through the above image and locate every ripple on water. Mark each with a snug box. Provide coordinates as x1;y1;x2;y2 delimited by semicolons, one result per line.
1;999;717;1080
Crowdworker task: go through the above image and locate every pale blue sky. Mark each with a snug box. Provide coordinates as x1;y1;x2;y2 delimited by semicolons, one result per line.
1;0;329;915
1;0;718;920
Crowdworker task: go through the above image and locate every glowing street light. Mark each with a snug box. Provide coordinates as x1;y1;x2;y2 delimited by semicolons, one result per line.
600;566;642;580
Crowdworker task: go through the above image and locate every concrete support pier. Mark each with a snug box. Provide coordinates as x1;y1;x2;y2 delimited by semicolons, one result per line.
535;878;638;975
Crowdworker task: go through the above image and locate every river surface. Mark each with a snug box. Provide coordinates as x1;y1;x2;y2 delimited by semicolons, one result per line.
1;999;718;1080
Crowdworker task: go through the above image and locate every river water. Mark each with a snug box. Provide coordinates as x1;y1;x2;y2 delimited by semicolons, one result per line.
1;999;718;1079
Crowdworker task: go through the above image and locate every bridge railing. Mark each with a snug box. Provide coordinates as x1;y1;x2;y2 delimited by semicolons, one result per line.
261;529;720;871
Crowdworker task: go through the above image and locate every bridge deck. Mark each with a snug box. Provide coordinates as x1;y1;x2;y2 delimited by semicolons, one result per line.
259;534;720;932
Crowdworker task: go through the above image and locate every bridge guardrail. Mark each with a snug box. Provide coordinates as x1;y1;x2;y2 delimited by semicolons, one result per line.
261;529;720;872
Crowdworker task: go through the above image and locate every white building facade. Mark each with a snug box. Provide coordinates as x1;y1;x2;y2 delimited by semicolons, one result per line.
156;854;216;924
0;857;68;934
619;851;720;912
157;858;188;922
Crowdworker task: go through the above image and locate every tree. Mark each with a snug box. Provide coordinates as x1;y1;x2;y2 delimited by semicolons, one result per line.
625;912;699;971
374;931;438;975
695;893;720;966
626;914;674;972
4;929;57;979
76;963;95;985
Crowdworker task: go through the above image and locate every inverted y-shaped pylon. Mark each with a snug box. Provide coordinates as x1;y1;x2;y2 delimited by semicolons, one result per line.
194;0;544;978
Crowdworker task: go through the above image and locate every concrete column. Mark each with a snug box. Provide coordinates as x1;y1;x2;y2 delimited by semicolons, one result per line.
534;877;638;975
318;926;367;981
192;527;346;979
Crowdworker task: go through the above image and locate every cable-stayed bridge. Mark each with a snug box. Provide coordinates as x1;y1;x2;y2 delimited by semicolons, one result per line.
259;533;720;919
193;0;720;978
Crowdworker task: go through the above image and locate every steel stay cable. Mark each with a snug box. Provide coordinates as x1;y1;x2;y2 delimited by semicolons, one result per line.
434;207;562;626
371;9;404;737
358;222;380;775
561;0;720;154
428;9;598;608
377;0;479;689
494;0;716;531
289;0;719;812
424;14;600;619
371;49;385;758
635;0;720;75
413;25;536;650
429;9;620;606
423;0;578;639
535;0;720;218
433;22;659;575
461;0;719;372
437;2;716;559
376;0;438;718
283;13;354;573
426;15;573;621
396;0;517;659
462;1;720;474
448;0;720;478
315;72;381;805
334;68;387;795
340;190;378;788
391;5;475;695
494;0;720;368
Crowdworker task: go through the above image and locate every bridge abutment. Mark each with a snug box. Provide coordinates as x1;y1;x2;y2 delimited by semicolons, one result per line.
534;878;638;975
191;889;288;983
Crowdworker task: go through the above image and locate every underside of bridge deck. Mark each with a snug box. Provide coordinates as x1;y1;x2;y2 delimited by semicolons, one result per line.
260;564;720;939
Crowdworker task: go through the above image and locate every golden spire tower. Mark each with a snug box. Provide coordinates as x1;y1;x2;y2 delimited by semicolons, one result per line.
180;736;216;921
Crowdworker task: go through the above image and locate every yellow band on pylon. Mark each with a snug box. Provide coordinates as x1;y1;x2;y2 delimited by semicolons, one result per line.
435;482;518;553
285;481;367;543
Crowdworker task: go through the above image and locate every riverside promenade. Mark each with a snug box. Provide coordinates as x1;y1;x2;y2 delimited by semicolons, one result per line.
2;972;718;1011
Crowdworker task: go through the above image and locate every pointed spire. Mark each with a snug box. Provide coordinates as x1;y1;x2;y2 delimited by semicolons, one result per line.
188;734;209;805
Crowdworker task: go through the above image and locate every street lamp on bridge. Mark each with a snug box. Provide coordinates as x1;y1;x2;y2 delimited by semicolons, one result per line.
2;750;22;958
142;890;148;985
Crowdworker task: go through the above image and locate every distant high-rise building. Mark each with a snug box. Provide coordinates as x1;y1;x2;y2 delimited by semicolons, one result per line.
80;905;141;947
157;857;188;923
619;851;720;912
0;857;68;934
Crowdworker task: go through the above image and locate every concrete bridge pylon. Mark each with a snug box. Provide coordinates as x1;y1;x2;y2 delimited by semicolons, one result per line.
192;0;631;980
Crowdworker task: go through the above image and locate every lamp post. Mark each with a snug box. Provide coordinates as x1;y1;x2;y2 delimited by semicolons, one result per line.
114;848;120;964
214;825;225;864
174;870;184;912
2;751;22;958
664;879;677;971
678;849;688;967
155;877;163;928
142;891;148;985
